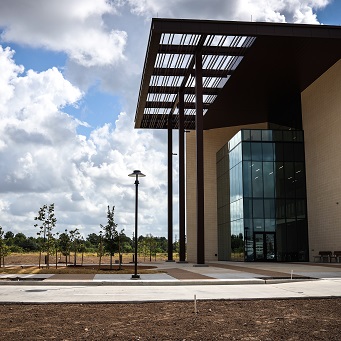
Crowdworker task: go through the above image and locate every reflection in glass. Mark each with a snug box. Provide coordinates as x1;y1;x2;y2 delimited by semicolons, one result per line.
223;129;308;262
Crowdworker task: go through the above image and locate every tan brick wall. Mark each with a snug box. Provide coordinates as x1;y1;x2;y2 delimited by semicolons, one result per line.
186;123;267;262
302;59;341;260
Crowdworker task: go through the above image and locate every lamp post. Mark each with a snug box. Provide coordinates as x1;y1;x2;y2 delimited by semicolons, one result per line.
128;170;146;279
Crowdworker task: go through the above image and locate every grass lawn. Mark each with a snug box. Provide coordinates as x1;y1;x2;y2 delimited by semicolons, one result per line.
0;252;174;274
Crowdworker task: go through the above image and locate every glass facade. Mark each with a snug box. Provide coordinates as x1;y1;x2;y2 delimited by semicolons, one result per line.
217;129;309;262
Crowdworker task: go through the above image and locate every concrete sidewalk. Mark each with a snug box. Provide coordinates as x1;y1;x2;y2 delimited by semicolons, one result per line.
0;262;340;303
1;261;341;285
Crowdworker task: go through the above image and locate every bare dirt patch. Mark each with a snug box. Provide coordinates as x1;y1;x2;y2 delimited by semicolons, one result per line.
1;298;340;340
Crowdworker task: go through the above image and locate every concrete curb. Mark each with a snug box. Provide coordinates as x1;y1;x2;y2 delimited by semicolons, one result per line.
0;278;317;286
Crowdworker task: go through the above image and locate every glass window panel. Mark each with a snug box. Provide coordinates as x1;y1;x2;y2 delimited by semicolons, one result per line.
253;199;264;218
242;142;251;160
276;199;286;219
285;162;295;198
251;130;262;141
244;219;253;231
262;130;273;141
230;201;236;221
296;199;306;219
243;161;252;197
295;162;306;198
263;162;275;197
294;143;304;162
283;130;293;142
265;219;276;232
273;130;283;142
251;143;262;161
264;199;275;218
237;162;243;200
283;143;294;161
293;130;303;142
254;219;264;231
236;143;242;165
242;130;251;141
243;198;252;219
230;220;236;236
252;162;263;197
275;162;285;198
229;168;234;202
230;148;235;168
286;198;296;219
274;142;284;162
262;143;274;161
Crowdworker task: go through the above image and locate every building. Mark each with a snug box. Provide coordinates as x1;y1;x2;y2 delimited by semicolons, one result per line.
134;18;341;263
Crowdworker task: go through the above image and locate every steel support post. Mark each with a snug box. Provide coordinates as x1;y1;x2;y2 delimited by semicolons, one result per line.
167;115;174;261
195;51;205;264
179;91;186;262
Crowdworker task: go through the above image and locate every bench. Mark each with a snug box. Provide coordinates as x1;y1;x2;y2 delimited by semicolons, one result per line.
313;251;332;263
331;251;341;263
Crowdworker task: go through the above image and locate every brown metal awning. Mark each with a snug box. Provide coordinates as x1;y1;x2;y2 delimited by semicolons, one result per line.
135;18;341;130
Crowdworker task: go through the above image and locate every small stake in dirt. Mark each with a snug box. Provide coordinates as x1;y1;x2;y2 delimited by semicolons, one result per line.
291;270;293;280
194;294;197;314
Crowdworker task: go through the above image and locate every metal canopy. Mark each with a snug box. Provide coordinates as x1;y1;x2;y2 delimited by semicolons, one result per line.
135;18;341;130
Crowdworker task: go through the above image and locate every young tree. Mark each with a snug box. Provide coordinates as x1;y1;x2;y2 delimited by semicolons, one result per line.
117;229;125;270
69;228;81;266
101;206;118;270
97;230;105;270
0;226;10;267
34;204;57;268
59;230;71;266
145;234;157;262
79;237;86;266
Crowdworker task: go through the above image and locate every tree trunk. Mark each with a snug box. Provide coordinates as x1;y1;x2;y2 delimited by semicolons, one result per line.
118;241;122;270
110;254;113;270
38;250;42;269
55;249;58;269
74;250;77;266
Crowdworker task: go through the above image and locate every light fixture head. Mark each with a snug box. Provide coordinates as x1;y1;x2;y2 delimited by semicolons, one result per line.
128;170;146;177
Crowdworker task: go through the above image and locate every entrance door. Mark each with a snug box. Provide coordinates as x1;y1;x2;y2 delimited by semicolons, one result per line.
254;232;276;261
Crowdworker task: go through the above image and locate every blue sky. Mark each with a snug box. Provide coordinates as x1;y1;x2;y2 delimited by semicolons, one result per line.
316;0;341;24
0;0;340;239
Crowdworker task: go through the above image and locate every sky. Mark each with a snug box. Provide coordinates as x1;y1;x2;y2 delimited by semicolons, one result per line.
0;0;340;240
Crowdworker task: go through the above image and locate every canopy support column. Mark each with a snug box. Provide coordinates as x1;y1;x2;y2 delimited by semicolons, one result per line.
179;92;186;262
167;115;174;261
195;51;205;264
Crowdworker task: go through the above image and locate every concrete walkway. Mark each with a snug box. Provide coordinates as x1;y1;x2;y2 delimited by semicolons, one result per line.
0;261;340;303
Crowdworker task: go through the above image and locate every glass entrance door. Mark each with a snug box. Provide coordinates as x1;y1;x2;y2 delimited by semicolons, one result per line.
254;233;276;261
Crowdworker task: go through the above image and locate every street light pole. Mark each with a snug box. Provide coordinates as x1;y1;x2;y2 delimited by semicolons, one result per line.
129;170;145;279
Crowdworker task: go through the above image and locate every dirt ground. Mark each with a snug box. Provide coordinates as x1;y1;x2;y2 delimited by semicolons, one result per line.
1;298;340;340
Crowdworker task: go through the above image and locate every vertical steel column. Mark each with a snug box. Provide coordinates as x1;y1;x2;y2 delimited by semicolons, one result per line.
167;115;173;261
178;92;186;262
195;51;205;264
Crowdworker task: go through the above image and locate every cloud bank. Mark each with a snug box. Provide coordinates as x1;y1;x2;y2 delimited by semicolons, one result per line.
0;0;332;238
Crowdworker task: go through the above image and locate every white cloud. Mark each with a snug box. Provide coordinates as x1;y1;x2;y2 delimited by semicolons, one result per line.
0;46;168;238
0;0;127;67
127;0;330;23
0;0;334;240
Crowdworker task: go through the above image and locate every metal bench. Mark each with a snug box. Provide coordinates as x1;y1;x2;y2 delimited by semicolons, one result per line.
331;251;341;263
313;251;332;263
